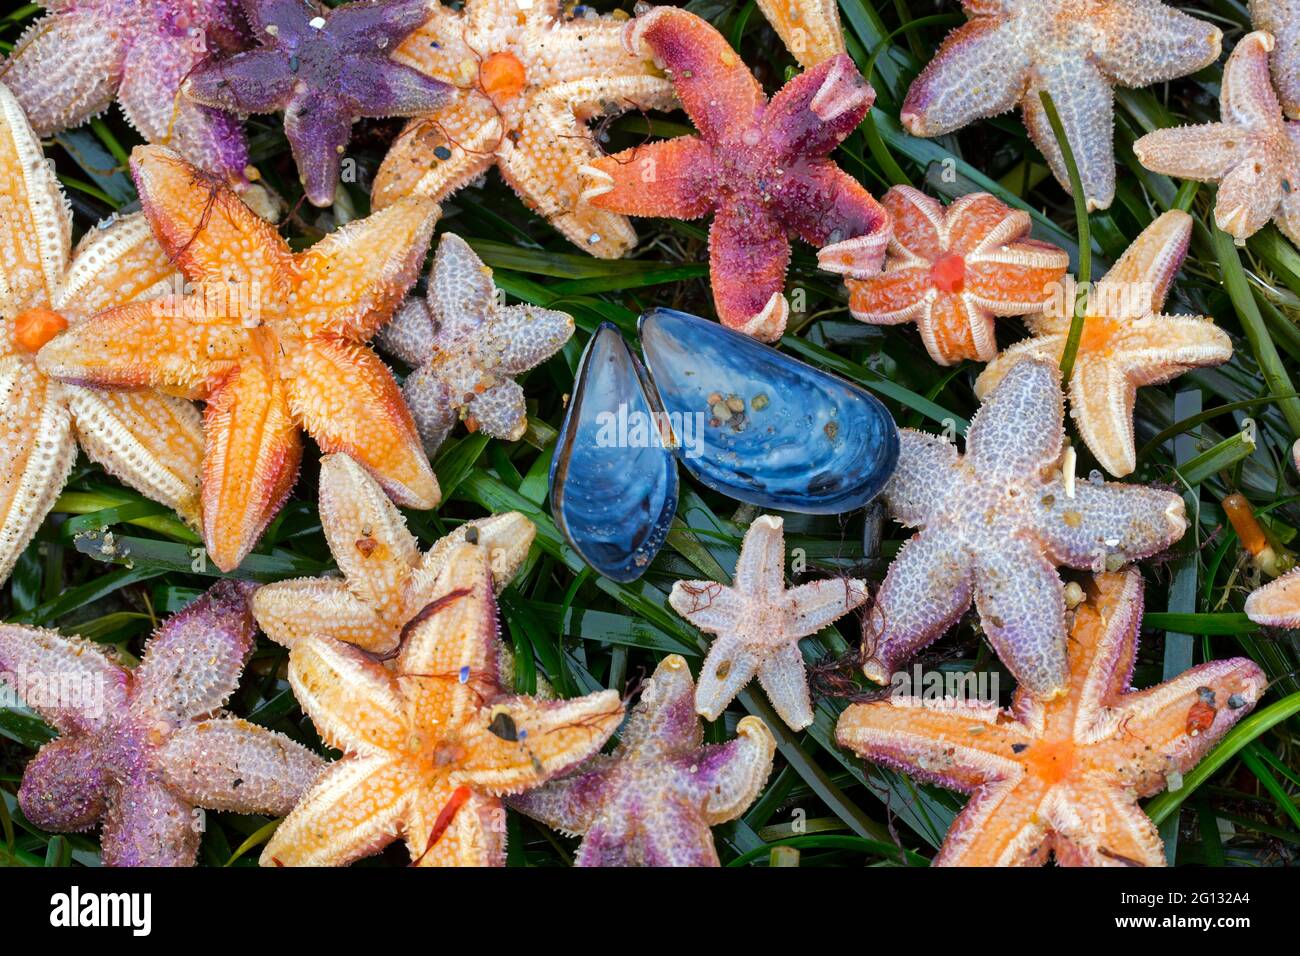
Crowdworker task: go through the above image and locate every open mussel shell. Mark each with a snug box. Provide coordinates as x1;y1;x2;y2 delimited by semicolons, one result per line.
639;308;899;514
550;323;678;582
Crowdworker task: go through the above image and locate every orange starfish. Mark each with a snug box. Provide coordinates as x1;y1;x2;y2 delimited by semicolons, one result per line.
756;0;845;67
37;145;440;572
261;541;624;867
838;571;1265;866
846;187;1069;366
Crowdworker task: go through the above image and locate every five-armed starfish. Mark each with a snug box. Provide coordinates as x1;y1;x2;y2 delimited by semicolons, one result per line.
847;186;1069;366
1250;1;1300;120
976;211;1231;477
261;542;624;866
1;0;254;191
0;582;323;867
0;83;204;585
755;0;845;68
577;7;890;341
839;571;1265;866
253;452;534;653
510;654;775;866
669;515;868;730
1135;31;1300;245
37;145;440;572
185;0;451;207
377;233;574;453
866;358;1187;698
902;0;1222;211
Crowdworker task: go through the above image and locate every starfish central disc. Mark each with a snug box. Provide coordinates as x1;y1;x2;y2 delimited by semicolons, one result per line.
12;307;68;353
928;253;966;294
480;52;528;101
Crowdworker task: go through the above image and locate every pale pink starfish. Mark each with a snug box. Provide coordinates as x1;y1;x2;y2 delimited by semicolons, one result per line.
1250;1;1300;119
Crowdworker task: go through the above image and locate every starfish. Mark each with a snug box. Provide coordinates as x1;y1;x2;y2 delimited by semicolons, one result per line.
865;358;1187;699
510;654;775;866
184;0;452;207
253;452;534;653
371;0;676;259
975;211;1232;477
901;0;1223;212
0;83;204;586
261;541;624;866
1250;2;1300;120
377;233;574;453
0;581;324;867
37;145;440;573
1245;565;1300;626
1134;31;1300;245
755;0;846;68
577;6;891;341
1;0;255;193
838;571;1266;866
669;514;868;730
846;186;1069;366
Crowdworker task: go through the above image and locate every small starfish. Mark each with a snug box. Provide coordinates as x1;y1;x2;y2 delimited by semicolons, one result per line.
1134;31;1300;245
755;0;846;68
373;0;676;259
1250;1;1300;119
377;233;574;453
839;571;1265;866
253;452;534;653
0;83;204;585
1;0;254;192
669;514;868;730
38;145;440;572
577;7;891;341
846;186;1069;366
510;654;775;866
0;581;324;867
976;211;1231;477
185;0;452;207
1245;565;1300;626
865;358;1187;698
902;0;1222;211
261;541;624;866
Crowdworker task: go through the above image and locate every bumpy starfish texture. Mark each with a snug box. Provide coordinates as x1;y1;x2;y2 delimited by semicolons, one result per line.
1134;31;1300;245
0;83;203;586
976;211;1231;477
185;0;451;207
253;452;534;653
839;571;1265;866
2;0;253;190
372;0;675;259
755;0;846;68
866;358;1187;698
1250;2;1300;119
1245;565;1300;626
261;542;624;866
510;655;775;866
902;0;1222;211
37;146;440;573
577;7;890;341
847;187;1069;366
669;515;868;730
377;233;574;453
0;582;323;867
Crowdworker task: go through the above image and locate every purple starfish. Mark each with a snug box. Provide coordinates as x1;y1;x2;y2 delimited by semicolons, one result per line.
2;1;254;191
185;0;451;206
0;582;323;867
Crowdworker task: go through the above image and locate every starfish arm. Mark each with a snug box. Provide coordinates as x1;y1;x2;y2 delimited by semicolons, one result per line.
708;204;791;341
1214;142;1287;242
764;54;875;158
412;512;536;593
782;577;870;637
1066;356;1140;478
734;513;794;598
159;718;324;815
776;160;891;274
668;580;746;633
1060;570;1143;722
184;49;299;114
880;185;946;260
1020;59;1116;212
965;358;1064;483
408;786;507;866
489;304;575;375
329;0;436;54
289;634;410;756
1033;473;1187;569
506;756;617;836
933;779;1051;866
253;576;392;650
241;0;315;37
0;624;128;734
465;380;527;441
581;137;716;219
546;18;674;83
965;241;1069;315
1115;315;1230;379
1092;210;1192;319
755;0;845;67
1047;782;1165;867
17;737;106;832
1093;0;1222;87
1252;0;1300;118
54;212;176;315
914;290;997;365
846;267;931;325
371;107;501;211
1222;30;1281;130
757;643;815;730
426;233;495;334
1245;566;1300;626
100;772;201;867
1132;123;1249;183
617;655;703;755
945;191;1028;253
283;92;352;207
692;634;762;721
883;429;959;526
971;334;1065;400
376;296;435;367
339;58;451;119
681;716;776;824
576;800;720;866
1277;133;1300;245
401;365;456;453
260;754;414;867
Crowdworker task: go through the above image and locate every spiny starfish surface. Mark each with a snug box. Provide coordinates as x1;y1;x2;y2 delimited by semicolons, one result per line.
261;542;624;866
1245;565;1300;626
1134;31;1300;245
976;211;1231;477
510;654;775;866
1250;1;1300;119
577;7;891;341
846;186;1069;366
839;571;1265;866
0;83;203;585
669;515;868;730
378;233;574;452
372;0;675;259
902;0;1222;211
253;452;534;653
865;358;1187;698
37;145;440;573
2;0;254;192
755;0;846;68
185;0;452;207
0;582;323;867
